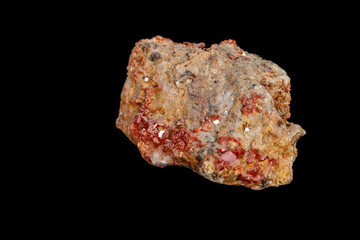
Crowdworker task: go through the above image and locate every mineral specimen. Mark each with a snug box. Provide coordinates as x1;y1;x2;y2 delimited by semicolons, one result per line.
116;36;305;190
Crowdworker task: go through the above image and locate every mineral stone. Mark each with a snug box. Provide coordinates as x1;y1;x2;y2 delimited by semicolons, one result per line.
116;36;305;190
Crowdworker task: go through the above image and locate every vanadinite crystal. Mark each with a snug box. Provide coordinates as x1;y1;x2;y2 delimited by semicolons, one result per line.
116;36;305;190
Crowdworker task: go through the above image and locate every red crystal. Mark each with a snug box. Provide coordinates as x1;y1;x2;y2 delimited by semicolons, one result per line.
231;147;246;159
240;93;264;115
220;151;237;166
246;151;256;163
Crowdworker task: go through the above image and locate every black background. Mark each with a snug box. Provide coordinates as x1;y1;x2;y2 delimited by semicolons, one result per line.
41;3;354;234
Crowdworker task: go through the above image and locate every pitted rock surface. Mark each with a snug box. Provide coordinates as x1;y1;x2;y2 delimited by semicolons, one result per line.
116;36;305;190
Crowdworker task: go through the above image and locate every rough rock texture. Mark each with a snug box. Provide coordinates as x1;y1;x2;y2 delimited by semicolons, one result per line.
116;36;305;190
